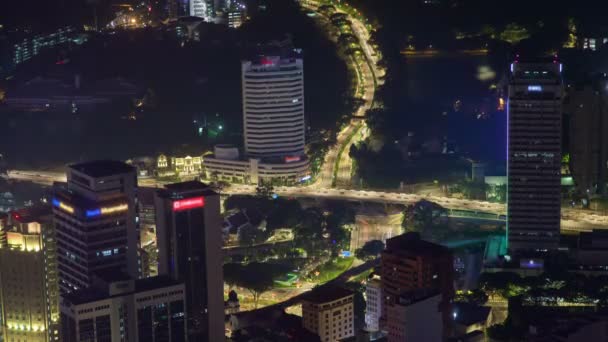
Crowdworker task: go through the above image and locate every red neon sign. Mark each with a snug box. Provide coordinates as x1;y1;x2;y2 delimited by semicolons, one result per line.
172;197;205;211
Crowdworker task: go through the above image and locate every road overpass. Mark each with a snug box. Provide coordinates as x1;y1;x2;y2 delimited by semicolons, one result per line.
5;170;608;231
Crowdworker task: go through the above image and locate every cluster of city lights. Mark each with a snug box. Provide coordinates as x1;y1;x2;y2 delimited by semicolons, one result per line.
5;322;45;332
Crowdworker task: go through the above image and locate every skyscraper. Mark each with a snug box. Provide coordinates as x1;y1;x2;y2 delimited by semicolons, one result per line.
566;78;608;196
154;181;224;342
242;51;305;159
53;160;140;293
380;232;453;338
0;206;60;342
508;59;564;252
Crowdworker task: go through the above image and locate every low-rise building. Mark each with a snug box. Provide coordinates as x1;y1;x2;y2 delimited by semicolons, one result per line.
301;286;355;342
204;145;310;185
60;273;186;342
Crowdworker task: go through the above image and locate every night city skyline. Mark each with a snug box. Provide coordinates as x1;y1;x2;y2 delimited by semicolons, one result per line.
3;0;608;341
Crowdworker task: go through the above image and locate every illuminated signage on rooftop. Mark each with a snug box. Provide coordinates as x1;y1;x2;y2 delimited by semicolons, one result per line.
528;85;543;92
52;198;74;214
86;203;128;218
173;197;205;211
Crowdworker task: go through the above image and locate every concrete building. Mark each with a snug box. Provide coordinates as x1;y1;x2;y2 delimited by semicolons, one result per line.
508;59;564;252
53;160;140;293
0;207;60;342
380;232;453;336
242;52;305;158
154;181;224;341
364;275;382;332
60;274;186;342
565;79;608;196
386;290;443;342
203;145;310;185
227;1;246;28
190;0;210;20
301;286;355;342
0;26;76;77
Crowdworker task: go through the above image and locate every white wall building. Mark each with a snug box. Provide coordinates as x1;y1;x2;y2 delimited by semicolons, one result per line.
60;276;186;342
365;276;382;332
242;54;305;159
189;0;212;20
301;286;355;342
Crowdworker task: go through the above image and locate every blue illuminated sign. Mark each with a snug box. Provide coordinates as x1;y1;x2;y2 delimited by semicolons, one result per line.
86;209;102;218
52;198;60;207
341;251;351;257
528;85;542;92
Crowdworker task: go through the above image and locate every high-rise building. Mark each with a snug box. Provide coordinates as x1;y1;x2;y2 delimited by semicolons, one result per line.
53;160;140;293
60;273;186;342
227;1;246;28
154;181;224;341
364;275;382;332
380;232;453;337
189;0;214;20
0;206;60;342
301;286;355;342
566;79;608;196
508;59;564;252
242;51;305;159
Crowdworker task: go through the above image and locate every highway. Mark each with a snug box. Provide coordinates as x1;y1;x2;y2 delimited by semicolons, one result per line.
302;0;380;189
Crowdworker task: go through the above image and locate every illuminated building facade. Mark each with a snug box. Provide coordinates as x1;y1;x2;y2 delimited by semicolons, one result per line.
301;286;355;342
154;181;224;341
8;27;75;71
0;206;60;342
60;275;186;342
364;275;382;332
508;59;563;252
227;1;246;28
380;233;453;338
53;160;140;294
156;154;203;177
242;52;305;159
189;0;214;21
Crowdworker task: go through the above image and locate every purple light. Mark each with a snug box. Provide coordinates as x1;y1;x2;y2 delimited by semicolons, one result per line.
510;63;514;73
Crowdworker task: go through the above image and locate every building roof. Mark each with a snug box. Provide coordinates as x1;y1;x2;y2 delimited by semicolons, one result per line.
301;286;354;304
396;289;441;306
135;276;182;292
10;205;52;224
138;187;159;207
161;181;218;197
64;275;181;305
69;160;134;178
453;303;491;326
385;232;451;256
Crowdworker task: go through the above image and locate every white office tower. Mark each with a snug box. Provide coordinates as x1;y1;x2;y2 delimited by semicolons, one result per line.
242;53;305;159
190;0;212;21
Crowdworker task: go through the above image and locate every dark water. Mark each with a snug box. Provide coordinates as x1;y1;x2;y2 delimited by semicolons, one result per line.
398;54;507;164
